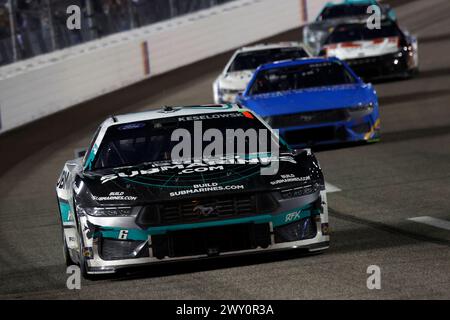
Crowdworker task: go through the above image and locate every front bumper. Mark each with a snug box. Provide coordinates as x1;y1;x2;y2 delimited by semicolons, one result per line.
77;191;330;275
345;50;415;80
269;109;380;149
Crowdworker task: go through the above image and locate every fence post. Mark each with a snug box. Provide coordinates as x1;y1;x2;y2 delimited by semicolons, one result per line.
45;0;57;51
7;0;18;61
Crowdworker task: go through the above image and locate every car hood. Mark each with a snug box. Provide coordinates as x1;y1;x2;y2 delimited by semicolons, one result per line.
218;70;254;90
76;151;322;206
240;83;375;117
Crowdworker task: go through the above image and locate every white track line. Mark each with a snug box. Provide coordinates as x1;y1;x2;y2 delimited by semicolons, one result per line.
325;182;342;193
408;216;450;231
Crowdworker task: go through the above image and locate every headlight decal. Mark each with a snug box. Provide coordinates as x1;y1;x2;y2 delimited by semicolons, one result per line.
82;206;133;217
348;103;375;119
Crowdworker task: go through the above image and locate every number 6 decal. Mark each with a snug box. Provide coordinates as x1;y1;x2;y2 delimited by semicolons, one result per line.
118;230;128;240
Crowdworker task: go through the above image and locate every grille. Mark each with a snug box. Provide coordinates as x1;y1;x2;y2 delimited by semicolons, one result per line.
100;238;149;260
352;122;371;134
152;223;271;259
269;109;349;128
283;126;339;146
346;52;406;78
136;193;278;227
347;57;379;66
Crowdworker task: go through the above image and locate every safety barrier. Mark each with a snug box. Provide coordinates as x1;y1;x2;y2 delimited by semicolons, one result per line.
0;0;328;134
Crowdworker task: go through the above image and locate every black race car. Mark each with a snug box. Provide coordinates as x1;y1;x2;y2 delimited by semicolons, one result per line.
56;104;330;279
322;19;419;80
303;0;397;55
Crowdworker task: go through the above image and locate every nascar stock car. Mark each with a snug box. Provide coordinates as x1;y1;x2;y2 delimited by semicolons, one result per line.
213;42;312;104
322;19;419;80
237;57;380;148
303;0;397;55
56;104;330;279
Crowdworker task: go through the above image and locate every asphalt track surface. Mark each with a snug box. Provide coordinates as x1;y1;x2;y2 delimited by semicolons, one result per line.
1;0;450;299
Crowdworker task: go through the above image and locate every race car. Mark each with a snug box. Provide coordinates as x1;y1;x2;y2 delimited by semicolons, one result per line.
303;0;397;55
56;104;330;279
237;57;380;148
213;42;312;104
322;19;419;80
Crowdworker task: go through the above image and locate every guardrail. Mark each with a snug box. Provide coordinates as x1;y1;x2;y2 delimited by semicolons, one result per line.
0;0;328;134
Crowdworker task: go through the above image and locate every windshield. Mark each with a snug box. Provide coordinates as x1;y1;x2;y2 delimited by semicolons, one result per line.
248;62;356;95
326;21;402;44
318;4;370;20
92;111;284;170
228;47;309;72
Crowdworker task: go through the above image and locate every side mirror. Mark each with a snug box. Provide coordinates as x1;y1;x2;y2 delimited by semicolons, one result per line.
74;148;87;159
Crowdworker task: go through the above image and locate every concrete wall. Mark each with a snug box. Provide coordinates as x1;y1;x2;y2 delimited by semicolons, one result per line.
0;0;328;134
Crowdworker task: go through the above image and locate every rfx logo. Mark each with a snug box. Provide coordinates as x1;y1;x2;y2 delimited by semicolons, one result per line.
366;265;381;290
366;5;381;30
66;265;81;290
285;210;301;223
66;5;81;30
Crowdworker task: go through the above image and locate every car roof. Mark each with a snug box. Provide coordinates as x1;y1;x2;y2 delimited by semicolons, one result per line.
324;0;377;7
237;42;307;53
102;104;247;128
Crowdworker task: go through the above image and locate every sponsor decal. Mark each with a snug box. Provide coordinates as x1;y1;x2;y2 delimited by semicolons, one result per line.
100;156;296;184
169;183;244;197
270;174;310;185
177;112;244;122
118;122;146;130
92;192;137;201
57;169;70;189
285;210;302;223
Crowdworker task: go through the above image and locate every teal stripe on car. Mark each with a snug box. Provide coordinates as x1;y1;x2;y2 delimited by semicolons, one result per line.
58;201;71;222
97;204;321;240
84;143;98;170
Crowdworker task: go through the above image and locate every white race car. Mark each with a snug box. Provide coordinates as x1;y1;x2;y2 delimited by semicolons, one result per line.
213;42;312;104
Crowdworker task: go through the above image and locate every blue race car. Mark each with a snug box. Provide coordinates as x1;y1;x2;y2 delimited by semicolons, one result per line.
237;57;380;148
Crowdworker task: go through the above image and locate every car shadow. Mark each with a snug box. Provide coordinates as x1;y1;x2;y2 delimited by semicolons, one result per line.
104;248;322;282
